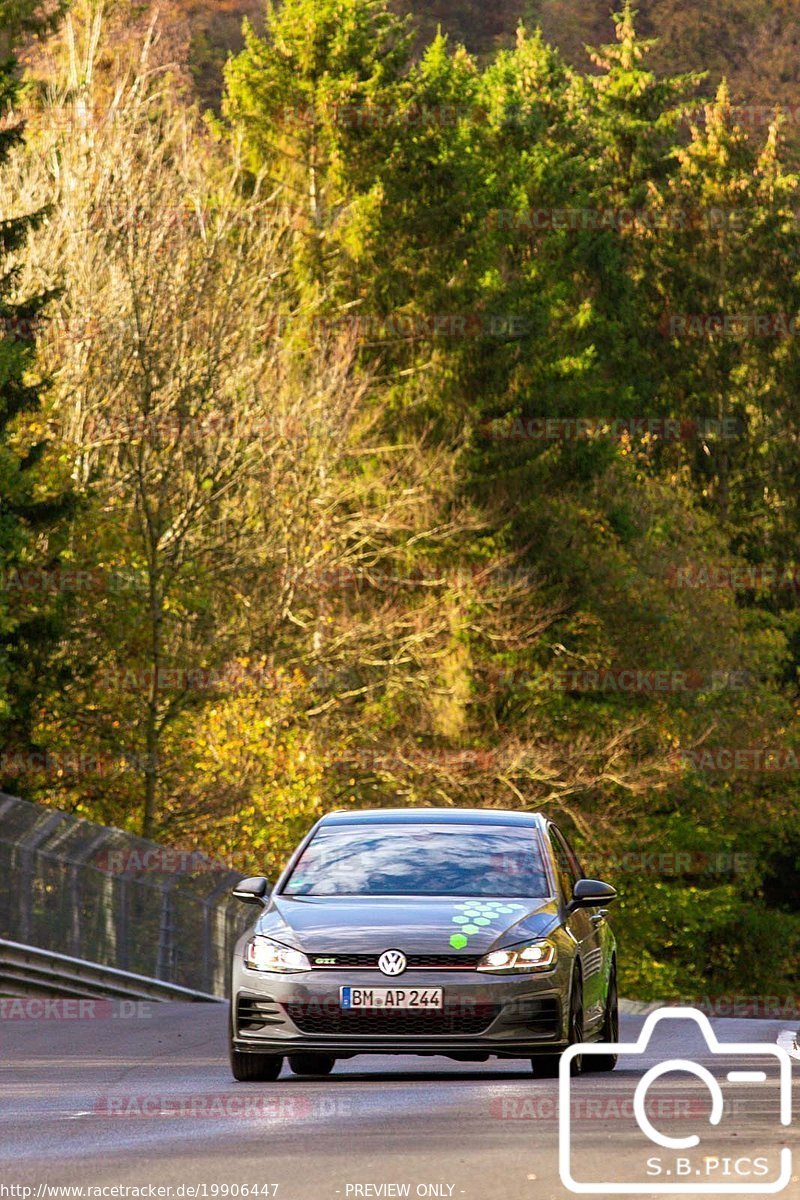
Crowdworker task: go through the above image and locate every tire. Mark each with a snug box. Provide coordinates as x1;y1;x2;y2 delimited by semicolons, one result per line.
288;1053;336;1077
532;969;584;1078
230;1031;284;1082
584;964;619;1073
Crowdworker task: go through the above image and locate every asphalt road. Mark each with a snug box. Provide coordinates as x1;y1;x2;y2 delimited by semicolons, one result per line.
1;1005;797;1200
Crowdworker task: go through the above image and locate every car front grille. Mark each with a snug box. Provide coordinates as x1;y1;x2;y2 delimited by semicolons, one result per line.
284;1002;500;1036
308;953;482;970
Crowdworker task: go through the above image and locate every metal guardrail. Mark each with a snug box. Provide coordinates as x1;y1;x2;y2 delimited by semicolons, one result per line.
0;938;222;1002
0;794;256;995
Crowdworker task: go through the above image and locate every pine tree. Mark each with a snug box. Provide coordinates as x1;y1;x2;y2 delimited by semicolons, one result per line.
649;82;800;531
0;46;71;736
561;2;704;413
223;0;413;304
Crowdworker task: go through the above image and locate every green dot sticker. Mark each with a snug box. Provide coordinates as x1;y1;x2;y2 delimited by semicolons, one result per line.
446;901;528;950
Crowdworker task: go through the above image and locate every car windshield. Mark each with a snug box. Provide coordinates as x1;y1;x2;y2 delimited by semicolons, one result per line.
281;823;551;898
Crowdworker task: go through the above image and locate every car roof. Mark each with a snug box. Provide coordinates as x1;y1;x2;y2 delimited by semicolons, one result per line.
317;807;547;828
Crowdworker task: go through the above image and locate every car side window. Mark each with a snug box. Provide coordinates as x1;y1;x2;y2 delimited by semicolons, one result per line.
548;827;578;903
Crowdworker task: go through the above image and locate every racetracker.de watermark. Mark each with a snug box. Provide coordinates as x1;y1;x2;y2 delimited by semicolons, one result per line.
92;848;227;876
673;746;800;772
93;1094;352;1118
479;416;743;442
661;312;800;338
491;1093;754;1120
0;567;138;594
670;995;800;1019
667;563;800;589
489;668;751;693
589;851;754;878
0;998;152;1020
97;664;283;694
489;206;766;233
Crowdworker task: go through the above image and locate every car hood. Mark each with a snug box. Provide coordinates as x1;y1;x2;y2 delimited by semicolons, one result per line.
254;895;560;954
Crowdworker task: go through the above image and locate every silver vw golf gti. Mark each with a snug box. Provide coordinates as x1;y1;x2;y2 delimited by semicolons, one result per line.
229;808;618;1080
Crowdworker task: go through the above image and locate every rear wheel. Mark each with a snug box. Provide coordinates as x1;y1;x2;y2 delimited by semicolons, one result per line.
584;964;618;1072
532;970;583;1079
288;1053;336;1077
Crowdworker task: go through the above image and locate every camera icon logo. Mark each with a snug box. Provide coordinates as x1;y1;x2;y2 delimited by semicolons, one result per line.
558;1007;793;1194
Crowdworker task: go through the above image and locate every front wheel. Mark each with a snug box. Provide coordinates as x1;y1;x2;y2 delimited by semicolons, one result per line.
532;971;584;1078
230;1034;284;1082
584;965;618;1072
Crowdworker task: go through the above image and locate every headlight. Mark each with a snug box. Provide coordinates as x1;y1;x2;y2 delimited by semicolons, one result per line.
476;940;557;973
244;936;311;973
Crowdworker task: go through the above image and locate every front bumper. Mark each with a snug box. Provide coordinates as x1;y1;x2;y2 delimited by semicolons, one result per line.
231;964;568;1058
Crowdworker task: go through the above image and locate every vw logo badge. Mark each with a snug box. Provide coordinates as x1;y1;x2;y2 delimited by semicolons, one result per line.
378;949;407;976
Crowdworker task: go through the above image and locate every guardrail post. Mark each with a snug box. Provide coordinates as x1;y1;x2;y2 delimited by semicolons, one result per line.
0;796;16;937
68;862;81;957
202;875;237;994
18;810;64;946
116;874;130;972
156;877;176;982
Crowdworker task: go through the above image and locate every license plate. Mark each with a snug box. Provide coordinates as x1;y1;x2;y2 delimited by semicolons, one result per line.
340;986;443;1009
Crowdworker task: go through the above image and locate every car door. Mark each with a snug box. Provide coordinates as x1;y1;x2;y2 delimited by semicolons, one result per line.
548;824;605;1036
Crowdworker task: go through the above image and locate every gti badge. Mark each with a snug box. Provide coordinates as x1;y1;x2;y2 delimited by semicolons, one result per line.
378;949;407;976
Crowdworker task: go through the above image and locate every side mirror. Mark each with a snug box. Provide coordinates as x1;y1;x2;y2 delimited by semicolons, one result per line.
569;878;617;910
231;876;270;906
